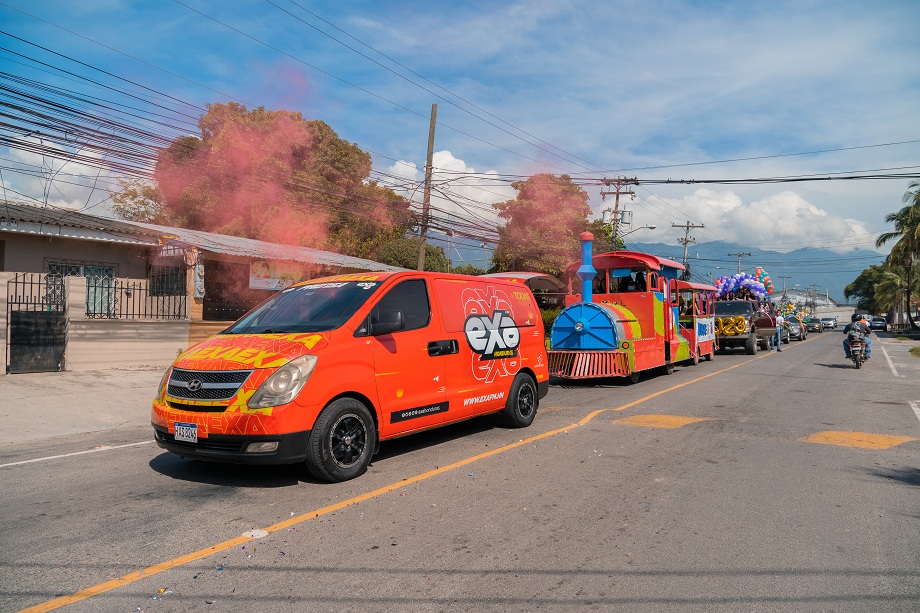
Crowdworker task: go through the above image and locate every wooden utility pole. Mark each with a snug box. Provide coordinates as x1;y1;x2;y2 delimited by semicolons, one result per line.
728;252;751;274
600;177;637;249
672;220;704;279
778;274;792;297
417;103;438;271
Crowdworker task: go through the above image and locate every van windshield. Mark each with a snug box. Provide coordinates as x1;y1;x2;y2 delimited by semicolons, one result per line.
715;301;753;316
222;281;382;334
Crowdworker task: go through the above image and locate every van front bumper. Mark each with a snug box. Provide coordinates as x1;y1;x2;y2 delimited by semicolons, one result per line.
152;424;310;465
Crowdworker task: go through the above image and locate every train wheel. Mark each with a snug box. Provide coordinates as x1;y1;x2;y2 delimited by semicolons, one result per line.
704;348;714;361
691;348;701;365
627;371;641;384
661;362;675;376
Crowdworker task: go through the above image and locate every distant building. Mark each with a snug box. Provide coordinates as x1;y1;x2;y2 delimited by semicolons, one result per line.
778;287;839;309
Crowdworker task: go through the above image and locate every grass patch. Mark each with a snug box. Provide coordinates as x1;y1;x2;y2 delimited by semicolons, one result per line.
910;346;920;359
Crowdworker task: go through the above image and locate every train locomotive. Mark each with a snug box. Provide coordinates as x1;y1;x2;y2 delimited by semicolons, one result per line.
547;231;716;382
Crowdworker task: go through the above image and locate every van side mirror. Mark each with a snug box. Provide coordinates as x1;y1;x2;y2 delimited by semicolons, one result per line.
370;310;404;336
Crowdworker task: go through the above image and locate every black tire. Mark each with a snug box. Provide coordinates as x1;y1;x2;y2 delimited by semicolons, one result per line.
855;357;861;369
627;371;641;384
704;348;713;361
306;398;375;483
501;373;538;428
745;334;757;355
690;348;700;365
661;361;675;376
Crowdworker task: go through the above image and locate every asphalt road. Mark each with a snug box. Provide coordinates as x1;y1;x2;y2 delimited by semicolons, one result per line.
2;331;919;612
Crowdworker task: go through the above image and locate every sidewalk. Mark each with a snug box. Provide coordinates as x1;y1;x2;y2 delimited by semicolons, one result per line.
0;367;166;445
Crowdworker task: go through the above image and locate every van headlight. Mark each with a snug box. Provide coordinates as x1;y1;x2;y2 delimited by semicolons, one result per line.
248;355;318;408
157;367;173;401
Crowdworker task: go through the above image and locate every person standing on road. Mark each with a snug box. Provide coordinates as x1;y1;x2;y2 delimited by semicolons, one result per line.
775;313;785;352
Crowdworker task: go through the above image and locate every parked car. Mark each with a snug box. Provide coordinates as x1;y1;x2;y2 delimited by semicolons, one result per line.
803;317;823;333
786;319;807;341
869;316;887;332
819;317;837;330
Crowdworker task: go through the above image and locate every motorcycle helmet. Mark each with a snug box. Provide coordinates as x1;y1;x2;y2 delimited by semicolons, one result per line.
851;313;860;322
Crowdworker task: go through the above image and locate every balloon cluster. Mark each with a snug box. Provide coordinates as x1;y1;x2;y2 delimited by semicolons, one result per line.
753;267;774;295
777;301;803;321
714;272;768;299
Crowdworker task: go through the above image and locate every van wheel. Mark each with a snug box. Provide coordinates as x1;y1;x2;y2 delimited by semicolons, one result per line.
306;398;375;483
501;373;538;428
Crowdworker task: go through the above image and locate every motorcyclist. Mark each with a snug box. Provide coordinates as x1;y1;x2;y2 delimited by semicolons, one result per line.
842;314;872;360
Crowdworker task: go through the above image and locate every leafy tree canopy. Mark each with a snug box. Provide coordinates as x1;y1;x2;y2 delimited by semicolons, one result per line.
845;264;888;312
377;237;449;272
490;174;593;276
110;179;164;223
451;263;486;276
115;103;410;259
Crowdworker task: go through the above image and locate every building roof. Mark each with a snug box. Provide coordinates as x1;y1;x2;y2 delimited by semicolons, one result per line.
127;221;406;271
1;201;406;272
0;201;161;246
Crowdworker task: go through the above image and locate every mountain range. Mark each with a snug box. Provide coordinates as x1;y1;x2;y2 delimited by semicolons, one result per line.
626;241;885;305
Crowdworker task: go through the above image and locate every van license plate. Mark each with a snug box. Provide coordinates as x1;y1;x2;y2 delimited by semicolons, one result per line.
174;422;198;443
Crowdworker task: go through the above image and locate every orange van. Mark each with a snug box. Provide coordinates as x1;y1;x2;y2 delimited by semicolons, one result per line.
152;271;549;481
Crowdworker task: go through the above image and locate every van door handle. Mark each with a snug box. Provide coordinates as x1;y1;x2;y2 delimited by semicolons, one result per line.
427;340;459;356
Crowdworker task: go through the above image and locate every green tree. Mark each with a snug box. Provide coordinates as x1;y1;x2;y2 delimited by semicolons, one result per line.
491;174;592;276
844;265;887;312
876;181;920;329
149;102;409;256
110;179;164;222
451;263;486;276
377;237;449;272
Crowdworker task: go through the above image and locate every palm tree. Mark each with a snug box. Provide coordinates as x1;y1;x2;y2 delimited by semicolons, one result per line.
876;181;920;330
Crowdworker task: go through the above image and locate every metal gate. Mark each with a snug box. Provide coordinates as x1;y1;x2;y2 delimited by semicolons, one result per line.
6;273;66;373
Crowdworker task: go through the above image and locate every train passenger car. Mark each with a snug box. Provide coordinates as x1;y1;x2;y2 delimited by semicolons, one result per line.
547;231;692;382
676;279;718;364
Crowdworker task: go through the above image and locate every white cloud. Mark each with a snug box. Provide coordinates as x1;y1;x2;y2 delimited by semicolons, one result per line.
3;141;117;213
632;188;877;253
387;150;513;234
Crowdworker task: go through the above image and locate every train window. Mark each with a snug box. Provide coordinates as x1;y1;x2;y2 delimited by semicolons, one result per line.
647;272;659;291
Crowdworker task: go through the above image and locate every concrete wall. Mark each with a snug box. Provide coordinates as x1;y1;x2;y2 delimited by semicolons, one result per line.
0;271;11;374
3;233;151;278
64;318;189;371
62;276;189;371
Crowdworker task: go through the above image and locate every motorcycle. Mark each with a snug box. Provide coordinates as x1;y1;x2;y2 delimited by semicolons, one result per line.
847;332;868;369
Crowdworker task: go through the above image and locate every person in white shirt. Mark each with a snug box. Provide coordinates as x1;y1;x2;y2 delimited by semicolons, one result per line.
774;313;785;352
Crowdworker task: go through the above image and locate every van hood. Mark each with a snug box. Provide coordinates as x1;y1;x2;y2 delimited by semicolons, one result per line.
174;333;330;371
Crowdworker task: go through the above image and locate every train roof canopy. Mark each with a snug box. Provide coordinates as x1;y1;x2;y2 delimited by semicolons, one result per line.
676;280;718;292
564;250;686;275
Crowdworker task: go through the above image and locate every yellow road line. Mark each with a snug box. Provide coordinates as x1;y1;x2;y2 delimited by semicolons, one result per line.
20;354;766;613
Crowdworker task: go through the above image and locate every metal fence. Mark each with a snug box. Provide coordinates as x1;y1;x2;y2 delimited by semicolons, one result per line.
85;276;188;320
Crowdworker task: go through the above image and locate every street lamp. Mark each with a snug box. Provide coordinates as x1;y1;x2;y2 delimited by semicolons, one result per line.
613;225;656;250
619;224;656;238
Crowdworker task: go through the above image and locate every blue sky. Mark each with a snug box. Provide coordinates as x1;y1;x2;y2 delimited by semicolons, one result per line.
2;0;919;270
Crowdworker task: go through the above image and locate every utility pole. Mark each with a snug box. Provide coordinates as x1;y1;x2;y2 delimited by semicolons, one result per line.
778;274;792;298
728;252;751;274
672;221;704;280
417;103;438;271
600;177;637;249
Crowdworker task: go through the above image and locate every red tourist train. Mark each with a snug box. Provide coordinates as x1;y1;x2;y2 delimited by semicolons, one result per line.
547;232;717;382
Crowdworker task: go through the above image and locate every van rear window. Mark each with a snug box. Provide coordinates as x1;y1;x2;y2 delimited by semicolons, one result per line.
223;281;381;334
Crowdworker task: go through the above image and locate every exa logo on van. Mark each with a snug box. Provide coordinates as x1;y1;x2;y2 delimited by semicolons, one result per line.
464;310;520;360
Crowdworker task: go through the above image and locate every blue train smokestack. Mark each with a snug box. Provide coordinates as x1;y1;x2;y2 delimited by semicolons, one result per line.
576;231;596;303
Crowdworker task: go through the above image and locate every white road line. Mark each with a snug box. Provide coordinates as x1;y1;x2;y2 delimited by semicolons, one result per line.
909;401;920;424
0;440;153;468
880;345;901;377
